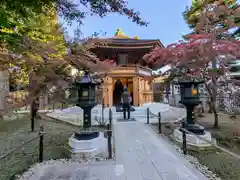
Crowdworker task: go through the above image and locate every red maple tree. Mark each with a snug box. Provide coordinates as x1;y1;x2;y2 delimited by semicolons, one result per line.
144;34;240;128
144;33;240;69
143;1;240;128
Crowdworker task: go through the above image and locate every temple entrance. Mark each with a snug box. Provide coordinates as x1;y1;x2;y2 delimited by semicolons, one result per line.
113;78;134;106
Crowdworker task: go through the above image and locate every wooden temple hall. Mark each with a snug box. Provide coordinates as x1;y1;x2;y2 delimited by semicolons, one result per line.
87;28;164;107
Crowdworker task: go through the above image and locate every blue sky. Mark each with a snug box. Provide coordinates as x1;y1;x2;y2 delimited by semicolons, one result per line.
64;0;240;46
65;0;193;46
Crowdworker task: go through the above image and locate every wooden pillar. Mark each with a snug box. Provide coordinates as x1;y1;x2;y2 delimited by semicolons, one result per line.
133;76;139;106
144;79;153;103
103;76;113;107
145;79;149;103
108;77;113;106
149;80;153;102
138;77;144;106
103;77;108;107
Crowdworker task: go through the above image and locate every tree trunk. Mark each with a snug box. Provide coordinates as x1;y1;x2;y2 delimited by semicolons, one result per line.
197;103;205;117
207;100;213;113
205;79;219;128
212;100;219;128
211;59;219;128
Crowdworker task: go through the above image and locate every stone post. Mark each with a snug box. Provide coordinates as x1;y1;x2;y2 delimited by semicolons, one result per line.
0;70;9;111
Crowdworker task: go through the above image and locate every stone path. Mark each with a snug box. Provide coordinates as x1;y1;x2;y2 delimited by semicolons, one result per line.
114;121;208;180
20;114;209;180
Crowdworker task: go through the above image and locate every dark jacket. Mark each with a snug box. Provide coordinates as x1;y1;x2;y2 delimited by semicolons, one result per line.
31;99;39;112
121;92;130;104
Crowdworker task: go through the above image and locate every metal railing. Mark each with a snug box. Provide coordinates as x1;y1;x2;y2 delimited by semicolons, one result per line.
0;125;45;163
146;107;240;160
0;109;114;179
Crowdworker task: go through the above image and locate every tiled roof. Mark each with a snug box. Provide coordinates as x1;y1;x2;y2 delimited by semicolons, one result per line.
86;28;164;49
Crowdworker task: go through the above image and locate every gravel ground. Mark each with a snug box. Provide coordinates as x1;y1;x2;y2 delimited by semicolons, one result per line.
174;145;222;180
15;158;114;180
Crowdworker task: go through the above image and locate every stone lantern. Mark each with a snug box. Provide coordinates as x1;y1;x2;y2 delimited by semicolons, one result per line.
173;74;213;149
68;70;107;159
74;70;100;129
178;79;205;135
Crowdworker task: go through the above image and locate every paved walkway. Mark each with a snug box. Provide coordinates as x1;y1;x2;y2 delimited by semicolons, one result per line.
21;116;209;180
114;121;208;180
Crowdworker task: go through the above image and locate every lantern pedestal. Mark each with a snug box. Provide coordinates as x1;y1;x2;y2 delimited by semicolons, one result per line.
181;123;205;135
68;132;107;159
173;128;212;149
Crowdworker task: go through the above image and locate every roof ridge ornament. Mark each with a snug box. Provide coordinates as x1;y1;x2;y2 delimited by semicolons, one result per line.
114;28;131;38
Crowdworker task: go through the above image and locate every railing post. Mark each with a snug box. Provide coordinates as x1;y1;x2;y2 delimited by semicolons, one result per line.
107;108;113;159
102;99;104;123
158;112;161;134
31;108;37;132
39;125;44;162
31;116;34;132
107;125;112;159
147;108;150;124
182;121;187;155
109;108;112;129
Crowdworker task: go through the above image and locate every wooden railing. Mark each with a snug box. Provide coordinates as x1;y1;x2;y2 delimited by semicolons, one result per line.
91;64;152;77
111;64;152;76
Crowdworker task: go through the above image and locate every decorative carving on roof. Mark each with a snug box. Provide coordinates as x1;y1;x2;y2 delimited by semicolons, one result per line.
114;28;130;38
85;29;164;49
113;28;140;40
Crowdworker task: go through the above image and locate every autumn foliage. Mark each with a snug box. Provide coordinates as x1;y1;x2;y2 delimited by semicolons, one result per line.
0;0;147;117
144;0;240;70
144;1;240;128
143;33;240;69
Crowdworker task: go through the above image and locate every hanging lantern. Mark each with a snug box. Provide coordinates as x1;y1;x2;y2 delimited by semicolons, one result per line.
191;88;198;95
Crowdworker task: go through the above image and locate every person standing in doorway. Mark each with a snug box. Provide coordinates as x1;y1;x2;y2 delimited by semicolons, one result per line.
121;87;131;119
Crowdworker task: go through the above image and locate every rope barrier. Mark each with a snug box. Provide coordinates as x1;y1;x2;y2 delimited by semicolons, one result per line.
0;135;41;161
147;108;240;160
0;108;114;162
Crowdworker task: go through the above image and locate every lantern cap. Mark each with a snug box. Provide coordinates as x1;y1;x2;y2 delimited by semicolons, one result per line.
75;71;100;85
176;80;204;85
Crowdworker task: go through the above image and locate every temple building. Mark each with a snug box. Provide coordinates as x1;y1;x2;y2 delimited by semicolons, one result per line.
86;28;164;107
229;59;240;80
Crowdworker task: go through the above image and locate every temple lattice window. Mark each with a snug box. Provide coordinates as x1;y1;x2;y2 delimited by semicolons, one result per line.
117;54;128;65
